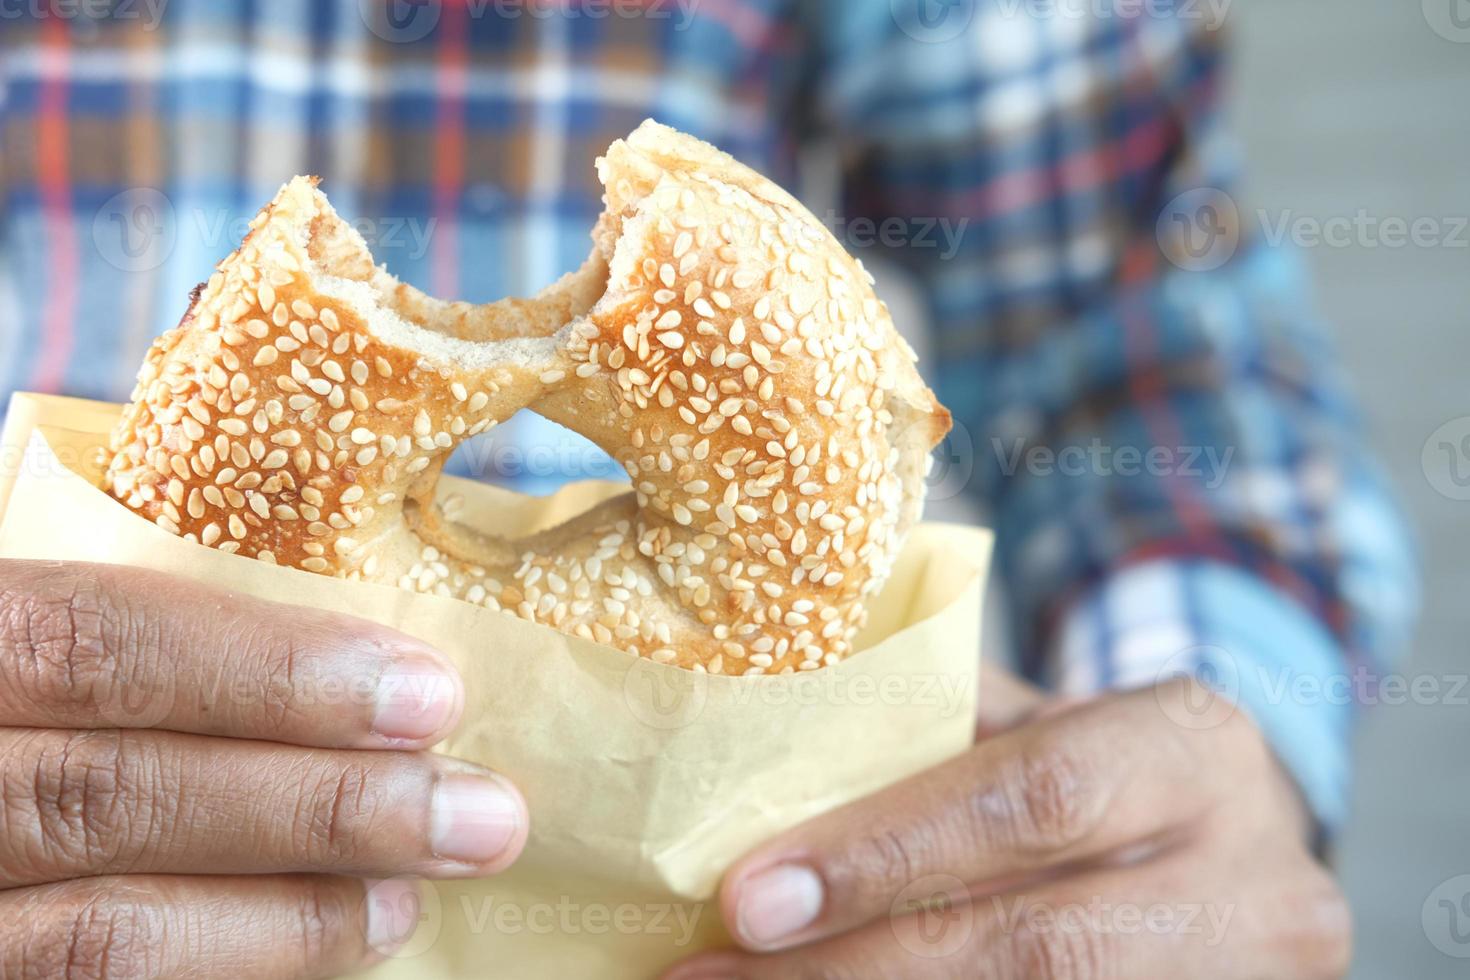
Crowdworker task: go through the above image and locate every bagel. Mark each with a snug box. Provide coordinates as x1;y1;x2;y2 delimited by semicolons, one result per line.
103;121;951;675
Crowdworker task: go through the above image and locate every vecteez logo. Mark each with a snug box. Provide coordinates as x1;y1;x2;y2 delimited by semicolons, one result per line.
0;0;169;29
1424;0;1470;42
92;188;177;273
1153;645;1241;731
1423;417;1470;501
622;656;709;729
1157;188;1240;273
890;874;974;958
891;0;976;43
360;0;442;43
1423;875;1470;958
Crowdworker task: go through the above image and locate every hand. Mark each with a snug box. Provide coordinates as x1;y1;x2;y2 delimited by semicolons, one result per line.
664;676;1350;979
0;560;529;979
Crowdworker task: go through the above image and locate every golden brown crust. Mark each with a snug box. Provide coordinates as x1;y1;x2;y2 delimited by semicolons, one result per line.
104;121;951;676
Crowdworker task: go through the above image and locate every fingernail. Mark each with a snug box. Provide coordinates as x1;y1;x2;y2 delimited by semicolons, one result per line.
430;773;521;865
735;864;823;947
373;664;459;742
363;877;422;957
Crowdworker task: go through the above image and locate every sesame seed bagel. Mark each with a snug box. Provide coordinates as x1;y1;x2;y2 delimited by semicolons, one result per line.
104;121;951;676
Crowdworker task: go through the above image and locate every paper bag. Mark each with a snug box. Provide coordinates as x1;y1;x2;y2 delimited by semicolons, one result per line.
0;392;991;979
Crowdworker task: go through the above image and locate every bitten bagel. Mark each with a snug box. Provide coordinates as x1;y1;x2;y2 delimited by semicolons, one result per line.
104;121;951;675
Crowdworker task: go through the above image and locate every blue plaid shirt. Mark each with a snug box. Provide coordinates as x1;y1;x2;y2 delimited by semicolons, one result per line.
0;0;1417;835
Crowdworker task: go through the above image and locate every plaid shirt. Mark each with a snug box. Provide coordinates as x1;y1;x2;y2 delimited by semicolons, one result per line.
0;0;1416;835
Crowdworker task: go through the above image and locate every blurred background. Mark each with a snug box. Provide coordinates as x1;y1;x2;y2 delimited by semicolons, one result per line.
1228;2;1470;976
878;4;1470;972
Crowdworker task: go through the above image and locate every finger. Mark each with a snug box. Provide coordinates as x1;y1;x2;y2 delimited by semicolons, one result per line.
0;559;463;748
665;851;1352;980
716;680;1247;951
974;660;1045;738
0;727;529;887
1;873;426;980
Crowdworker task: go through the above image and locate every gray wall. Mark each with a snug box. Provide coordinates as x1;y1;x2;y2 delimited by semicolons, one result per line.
1228;1;1470;975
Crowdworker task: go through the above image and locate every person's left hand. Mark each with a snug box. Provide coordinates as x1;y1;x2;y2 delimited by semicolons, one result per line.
662;675;1351;979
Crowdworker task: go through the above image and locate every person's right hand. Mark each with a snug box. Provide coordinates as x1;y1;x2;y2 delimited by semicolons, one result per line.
0;559;528;979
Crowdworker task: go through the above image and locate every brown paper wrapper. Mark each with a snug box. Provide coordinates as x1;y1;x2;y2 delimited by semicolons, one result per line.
0;393;991;979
